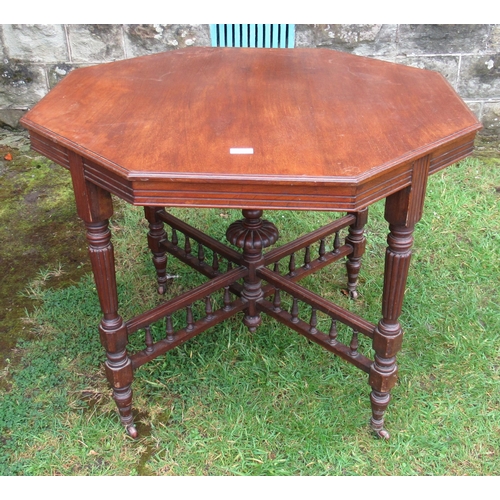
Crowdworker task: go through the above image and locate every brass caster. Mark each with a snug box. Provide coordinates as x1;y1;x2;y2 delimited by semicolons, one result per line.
370;415;390;440
157;285;166;295
377;429;391;441
374;428;390;440
349;290;359;300
126;424;138;439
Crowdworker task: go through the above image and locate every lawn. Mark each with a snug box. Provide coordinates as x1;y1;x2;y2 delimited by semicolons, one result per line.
0;155;499;476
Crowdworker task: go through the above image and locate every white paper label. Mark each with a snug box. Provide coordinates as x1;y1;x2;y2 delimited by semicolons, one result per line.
230;148;254;155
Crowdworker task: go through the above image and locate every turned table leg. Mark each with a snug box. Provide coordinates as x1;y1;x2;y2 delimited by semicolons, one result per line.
346;208;368;299
369;222;413;439
86;220;136;437
68;152;137;437
369;156;430;439
144;206;169;295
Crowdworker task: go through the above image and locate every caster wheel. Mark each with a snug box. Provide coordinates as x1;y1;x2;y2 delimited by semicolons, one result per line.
126;425;138;439
375;428;390;440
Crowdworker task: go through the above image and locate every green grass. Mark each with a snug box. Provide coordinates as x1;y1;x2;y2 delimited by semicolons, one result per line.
0;156;499;475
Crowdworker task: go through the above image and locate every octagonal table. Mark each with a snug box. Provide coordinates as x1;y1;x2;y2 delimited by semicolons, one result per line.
20;47;481;439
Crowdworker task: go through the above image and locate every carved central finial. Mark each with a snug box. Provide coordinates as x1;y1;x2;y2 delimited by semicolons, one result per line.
226;209;279;333
226;209;279;252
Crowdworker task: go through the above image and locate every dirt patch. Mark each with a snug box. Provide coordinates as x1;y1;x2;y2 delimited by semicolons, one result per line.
0;128;90;382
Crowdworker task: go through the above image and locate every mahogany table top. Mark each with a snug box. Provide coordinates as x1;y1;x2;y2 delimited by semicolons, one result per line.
21;47;482;211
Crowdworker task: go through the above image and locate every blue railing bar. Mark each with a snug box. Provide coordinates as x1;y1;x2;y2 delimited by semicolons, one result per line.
249;24;256;48
279;23;286;48
264;24;271;48
210;25;217;47
242;23;249;47
234;24;241;47
219;24;226;47
287;24;295;48
272;24;279;48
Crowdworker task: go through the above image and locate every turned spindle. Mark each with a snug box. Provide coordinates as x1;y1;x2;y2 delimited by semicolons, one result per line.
329;319;338;345
291;298;299;324
186;304;194;331
309;308;318;334
145;325;153;353
205;296;214;321
304;246;311;269
198;243;205;263
166;315;174;342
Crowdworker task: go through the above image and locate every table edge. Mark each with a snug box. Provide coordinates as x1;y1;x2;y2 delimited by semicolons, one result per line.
19;118;482;186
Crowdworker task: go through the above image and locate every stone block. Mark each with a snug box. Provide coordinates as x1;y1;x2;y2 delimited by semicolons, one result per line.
458;53;500;99
480;101;500;141
0;61;48;108
124;24;211;57
488;25;500;52
398;24;490;55
464;100;483;121
395;55;460;89
67;25;125;63
295;24;398;58
1;24;68;63
0;26;7;60
0;108;26;128
47;63;79;89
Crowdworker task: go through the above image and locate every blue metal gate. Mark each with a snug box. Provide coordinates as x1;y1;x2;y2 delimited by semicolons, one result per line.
210;24;295;48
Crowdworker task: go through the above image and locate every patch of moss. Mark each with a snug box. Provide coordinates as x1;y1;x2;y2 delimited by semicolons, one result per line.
0;141;90;378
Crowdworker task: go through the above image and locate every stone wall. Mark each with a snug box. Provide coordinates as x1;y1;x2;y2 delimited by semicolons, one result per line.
1;24;499;148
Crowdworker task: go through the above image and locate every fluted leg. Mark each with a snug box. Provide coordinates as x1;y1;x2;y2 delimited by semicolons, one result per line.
68;151;136;437
144;206;168;294
345;208;368;299
368;155;430;439
86;220;136;438
369;223;413;439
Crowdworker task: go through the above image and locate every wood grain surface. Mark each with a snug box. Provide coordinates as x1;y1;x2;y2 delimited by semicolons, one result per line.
21;47;481;210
